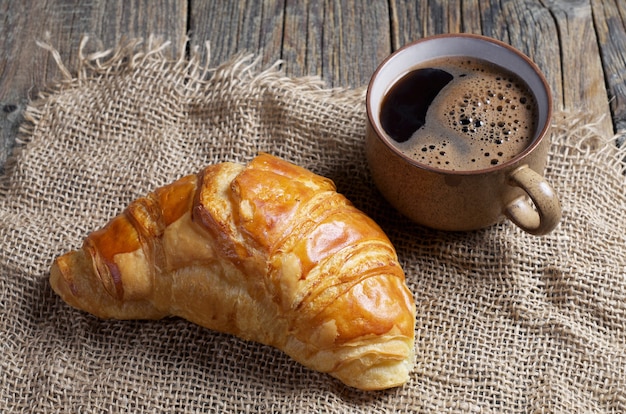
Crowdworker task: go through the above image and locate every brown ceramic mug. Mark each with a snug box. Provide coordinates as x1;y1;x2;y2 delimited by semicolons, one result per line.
365;34;561;235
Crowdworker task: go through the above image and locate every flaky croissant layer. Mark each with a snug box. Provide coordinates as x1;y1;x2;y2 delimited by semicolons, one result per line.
50;153;416;390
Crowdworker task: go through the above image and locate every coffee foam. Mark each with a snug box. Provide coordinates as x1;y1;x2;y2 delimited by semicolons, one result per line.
395;58;538;171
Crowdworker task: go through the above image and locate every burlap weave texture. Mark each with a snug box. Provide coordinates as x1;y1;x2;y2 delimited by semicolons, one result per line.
0;39;625;413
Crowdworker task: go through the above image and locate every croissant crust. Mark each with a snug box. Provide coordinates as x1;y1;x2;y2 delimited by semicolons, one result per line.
50;153;416;390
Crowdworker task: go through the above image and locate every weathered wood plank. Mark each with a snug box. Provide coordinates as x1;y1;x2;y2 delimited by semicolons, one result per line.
0;0;187;168
0;0;186;101
188;0;284;69
194;0;392;88
0;0;75;136
312;0;390;87
543;0;613;137
282;1;325;79
591;0;626;135
81;0;187;57
282;0;390;87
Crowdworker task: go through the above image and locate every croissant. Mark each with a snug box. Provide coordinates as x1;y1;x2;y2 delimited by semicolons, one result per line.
50;153;415;390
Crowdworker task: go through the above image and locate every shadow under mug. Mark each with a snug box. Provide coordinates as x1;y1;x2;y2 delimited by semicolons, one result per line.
365;34;561;235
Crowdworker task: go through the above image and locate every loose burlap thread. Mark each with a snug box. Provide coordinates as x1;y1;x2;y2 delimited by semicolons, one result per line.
1;38;625;413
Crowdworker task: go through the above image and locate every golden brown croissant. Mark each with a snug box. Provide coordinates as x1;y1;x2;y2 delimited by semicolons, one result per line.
50;153;415;390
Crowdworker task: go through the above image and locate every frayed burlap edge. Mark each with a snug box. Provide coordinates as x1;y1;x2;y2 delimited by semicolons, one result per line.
2;36;367;196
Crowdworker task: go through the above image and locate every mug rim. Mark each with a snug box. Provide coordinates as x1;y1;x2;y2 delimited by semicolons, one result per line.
366;33;553;175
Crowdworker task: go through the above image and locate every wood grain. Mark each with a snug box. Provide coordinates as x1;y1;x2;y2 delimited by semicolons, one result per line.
188;0;284;69
0;0;186;168
318;0;391;87
283;0;392;87
592;0;626;135
0;0;186;101
192;0;392;88
543;0;613;138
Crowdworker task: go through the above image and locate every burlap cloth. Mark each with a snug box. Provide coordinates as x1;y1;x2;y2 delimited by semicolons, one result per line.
0;39;624;413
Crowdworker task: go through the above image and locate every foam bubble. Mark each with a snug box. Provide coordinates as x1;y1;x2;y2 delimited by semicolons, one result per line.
396;57;538;171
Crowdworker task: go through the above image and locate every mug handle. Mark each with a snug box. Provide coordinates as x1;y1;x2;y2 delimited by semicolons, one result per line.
504;165;561;235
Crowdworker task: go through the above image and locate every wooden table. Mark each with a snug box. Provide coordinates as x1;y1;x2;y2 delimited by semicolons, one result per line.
1;0;625;168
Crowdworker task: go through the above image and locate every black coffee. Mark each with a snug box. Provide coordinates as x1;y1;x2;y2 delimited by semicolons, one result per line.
380;57;539;170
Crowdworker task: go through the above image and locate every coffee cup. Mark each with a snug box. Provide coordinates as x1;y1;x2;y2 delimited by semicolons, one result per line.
365;34;561;235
